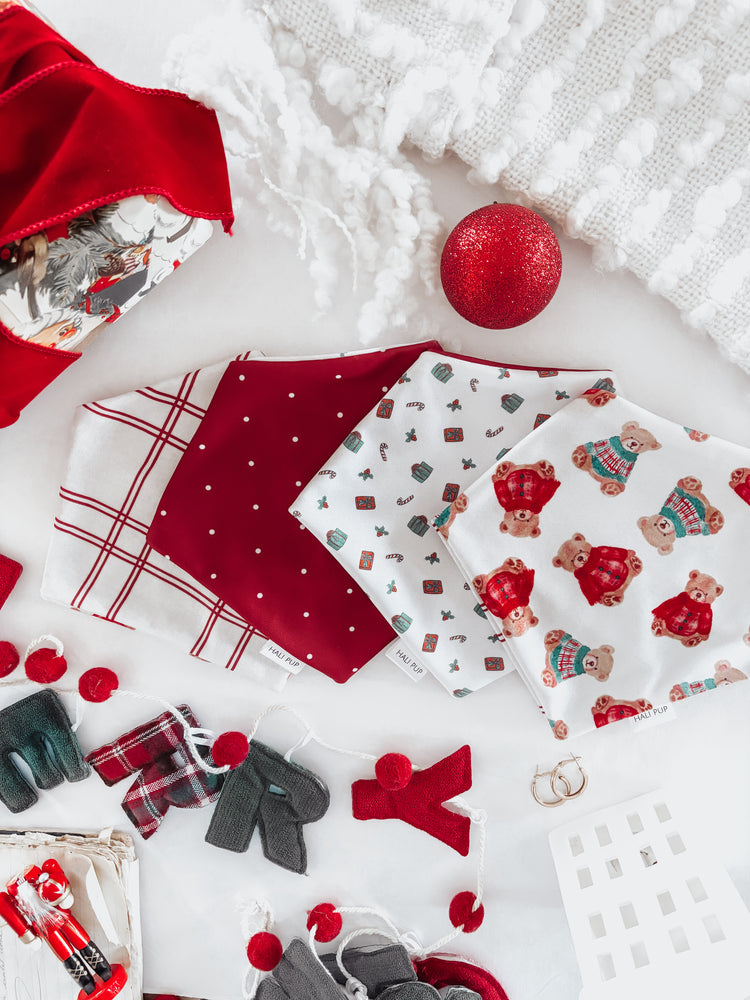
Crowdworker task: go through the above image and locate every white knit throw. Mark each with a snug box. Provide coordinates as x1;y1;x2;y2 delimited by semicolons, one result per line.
167;0;750;372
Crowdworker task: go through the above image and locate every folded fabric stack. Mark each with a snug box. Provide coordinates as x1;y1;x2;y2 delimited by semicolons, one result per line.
292;350;613;695
43;343;440;688
45;343;750;737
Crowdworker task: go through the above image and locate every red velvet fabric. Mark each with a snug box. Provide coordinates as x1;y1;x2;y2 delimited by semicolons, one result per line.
146;342;441;683
0;321;79;426
0;6;233;425
351;745;472;855
0;7;233;244
414;956;510;1000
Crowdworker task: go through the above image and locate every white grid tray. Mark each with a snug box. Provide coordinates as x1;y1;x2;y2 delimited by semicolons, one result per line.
549;790;750;999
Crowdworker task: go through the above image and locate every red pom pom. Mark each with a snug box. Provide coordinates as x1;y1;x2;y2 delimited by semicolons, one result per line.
212;731;249;769
440;204;562;329
375;752;412;790
247;932;283;971
79;667;119;703
306;902;342;943
449;891;485;933
0;641;20;678
25;647;67;683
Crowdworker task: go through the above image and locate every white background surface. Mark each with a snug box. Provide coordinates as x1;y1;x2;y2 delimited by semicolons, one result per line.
1;3;750;999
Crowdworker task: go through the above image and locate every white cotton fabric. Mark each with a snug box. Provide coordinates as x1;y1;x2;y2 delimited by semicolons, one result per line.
181;0;750;372
41;355;292;691
292;350;613;696
442;393;750;739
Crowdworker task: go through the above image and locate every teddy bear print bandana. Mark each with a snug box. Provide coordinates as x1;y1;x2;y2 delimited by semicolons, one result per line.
292;351;614;696
441;390;750;736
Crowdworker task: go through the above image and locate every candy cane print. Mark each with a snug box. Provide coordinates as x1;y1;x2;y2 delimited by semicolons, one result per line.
380;443;389;461
485;426;503;437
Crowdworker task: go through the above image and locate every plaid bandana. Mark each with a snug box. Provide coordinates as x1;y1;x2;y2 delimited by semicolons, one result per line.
41;355;291;690
86;705;222;840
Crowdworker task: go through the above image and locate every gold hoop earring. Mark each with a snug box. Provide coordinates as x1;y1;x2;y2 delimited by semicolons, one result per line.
552;754;587;800
531;766;572;807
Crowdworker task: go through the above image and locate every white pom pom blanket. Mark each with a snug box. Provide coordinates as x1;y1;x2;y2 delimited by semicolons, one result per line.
167;0;750;373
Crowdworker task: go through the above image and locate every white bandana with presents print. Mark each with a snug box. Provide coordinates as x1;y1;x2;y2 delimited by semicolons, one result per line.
292;350;614;696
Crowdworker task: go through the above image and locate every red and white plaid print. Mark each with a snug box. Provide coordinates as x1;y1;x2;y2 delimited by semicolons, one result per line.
663;489;704;535
41;355;290;689
554;634;584;680
590;439;634;479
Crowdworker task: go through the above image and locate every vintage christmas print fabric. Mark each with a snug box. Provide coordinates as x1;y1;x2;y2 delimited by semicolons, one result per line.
441;391;750;737
293;351;614;696
42;355;293;690
0;195;212;352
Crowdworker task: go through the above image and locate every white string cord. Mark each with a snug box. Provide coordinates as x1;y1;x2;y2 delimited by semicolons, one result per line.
337;927;395;997
110;690;230;776
246;703;379;764
23;634;65;661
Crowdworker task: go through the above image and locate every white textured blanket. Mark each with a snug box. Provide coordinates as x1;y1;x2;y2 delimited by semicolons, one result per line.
167;0;750;372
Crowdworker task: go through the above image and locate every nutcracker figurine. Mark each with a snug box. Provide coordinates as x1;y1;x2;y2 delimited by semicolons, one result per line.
0;859;127;998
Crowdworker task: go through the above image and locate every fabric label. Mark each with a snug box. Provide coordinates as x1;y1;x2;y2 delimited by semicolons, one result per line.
630;702;676;731
385;641;428;683
259;640;304;674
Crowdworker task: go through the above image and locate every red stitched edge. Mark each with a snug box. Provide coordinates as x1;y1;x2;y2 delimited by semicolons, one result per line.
0;6;23;28
0;316;82;359
0;58;219;109
0;50;234;241
1;187;232;246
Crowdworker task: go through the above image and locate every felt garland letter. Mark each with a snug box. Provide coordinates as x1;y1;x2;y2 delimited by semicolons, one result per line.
205;740;330;873
351;746;472;855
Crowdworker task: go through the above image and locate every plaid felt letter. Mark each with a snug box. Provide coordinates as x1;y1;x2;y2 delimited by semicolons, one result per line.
85;705;223;839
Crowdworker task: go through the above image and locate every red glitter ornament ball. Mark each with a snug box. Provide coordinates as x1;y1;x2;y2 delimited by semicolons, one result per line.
307;902;343;943
440;204;562;329
79;667;119;703
25;646;68;683
0;640;20;678
247;932;283;971
212;731;250;769
449;891;485;933
375;752;412;790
